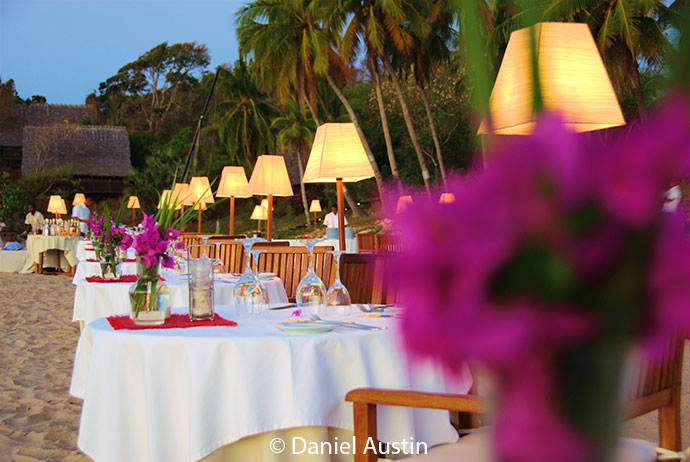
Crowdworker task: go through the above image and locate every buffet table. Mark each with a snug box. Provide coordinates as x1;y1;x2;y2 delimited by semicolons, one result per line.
26;234;80;274
71;307;471;462
0;249;33;273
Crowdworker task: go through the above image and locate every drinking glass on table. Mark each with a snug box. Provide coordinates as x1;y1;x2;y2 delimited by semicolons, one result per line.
325;250;351;315
233;239;269;317
211;241;226;274
187;243;214;321
295;239;326;316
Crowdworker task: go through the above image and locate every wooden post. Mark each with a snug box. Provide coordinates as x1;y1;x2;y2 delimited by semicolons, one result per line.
229;196;235;235
266;194;273;241
180;205;185;232
313;211;317;234
131;208;135;227
257;219;261;234
336;178;345;251
197;209;202;233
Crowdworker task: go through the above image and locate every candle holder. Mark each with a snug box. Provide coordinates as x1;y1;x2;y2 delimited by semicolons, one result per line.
187;243;215;321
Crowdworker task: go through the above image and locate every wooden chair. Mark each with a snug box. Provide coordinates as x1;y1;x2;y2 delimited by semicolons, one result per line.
206;239;244;274
340;253;398;304
345;339;686;462
357;233;376;253
374;233;402;254
256;246;335;301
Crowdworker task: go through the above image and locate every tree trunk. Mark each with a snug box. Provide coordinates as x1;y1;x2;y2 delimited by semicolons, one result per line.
295;140;311;227
371;56;402;193
383;56;431;194
632;61;647;121
325;73;385;202
419;84;447;189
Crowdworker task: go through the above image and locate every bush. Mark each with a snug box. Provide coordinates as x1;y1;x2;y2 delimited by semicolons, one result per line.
0;172;27;230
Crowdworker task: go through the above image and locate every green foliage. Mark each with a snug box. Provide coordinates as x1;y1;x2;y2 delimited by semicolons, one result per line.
19;165;80;206
0;172;26;227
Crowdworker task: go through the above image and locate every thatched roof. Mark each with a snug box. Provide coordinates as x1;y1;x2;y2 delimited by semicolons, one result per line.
0;103;95;146
21;125;131;177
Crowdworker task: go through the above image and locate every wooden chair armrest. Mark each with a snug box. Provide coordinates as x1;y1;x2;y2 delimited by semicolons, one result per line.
346;388;486;414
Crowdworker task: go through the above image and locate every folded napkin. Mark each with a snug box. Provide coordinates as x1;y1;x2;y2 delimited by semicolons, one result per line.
86;275;138;283
86;258;137;263
107;313;237;330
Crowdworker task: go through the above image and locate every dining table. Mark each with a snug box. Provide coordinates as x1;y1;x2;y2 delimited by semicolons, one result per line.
70;306;472;462
71;259;138;284
72;272;289;326
26;234;81;273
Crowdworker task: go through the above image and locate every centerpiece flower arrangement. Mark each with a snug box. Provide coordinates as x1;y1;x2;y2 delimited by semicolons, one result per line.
391;97;689;462
128;183;211;325
88;203;132;278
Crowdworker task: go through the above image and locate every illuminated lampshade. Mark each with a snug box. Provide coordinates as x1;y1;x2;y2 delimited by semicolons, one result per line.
303;123;374;183
478;22;625;135
248;155;293;241
72;193;86;206
47;195;67;216
158;190;172;209
172;183;191;208
188;176;215;210
126;196;141;209
396;195;413;214
261;198;268;209
439;193;456;204
217;166;251;198
250;205;268;221
248;156;294;197
309;199;322;213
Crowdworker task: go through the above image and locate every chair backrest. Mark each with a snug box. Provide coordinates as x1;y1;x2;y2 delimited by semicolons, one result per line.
356;233;376;253
256;246;335;301
374;234;402;254
204;239;244;273
340;253;398;304
625;337;685;450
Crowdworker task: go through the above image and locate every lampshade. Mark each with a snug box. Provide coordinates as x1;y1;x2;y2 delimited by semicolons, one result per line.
217;166;251;198
188;176;215;210
396;195;413;214
261;198;268;209
250;205;268;220
47;195;65;214
303;123;375;183
158;190;172;209
309;199;322;213
439;193;456;204
248;155;294;196
477;22;625;135
126;196;141;209
72;193;86;206
170;183;190;208
58;198;67;215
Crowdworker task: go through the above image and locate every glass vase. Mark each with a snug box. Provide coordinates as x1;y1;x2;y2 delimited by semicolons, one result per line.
99;252;121;279
128;256;170;325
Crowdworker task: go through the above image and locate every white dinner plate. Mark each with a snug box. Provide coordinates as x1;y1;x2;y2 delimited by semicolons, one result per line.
274;320;340;335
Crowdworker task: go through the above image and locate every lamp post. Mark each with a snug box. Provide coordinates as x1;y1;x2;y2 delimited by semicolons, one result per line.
303;123;374;251
187;177;214;233
216;166;251;235
478;22;625;136
247;155;294;242
396;195;413;214
126;196;141;226
309;199;321;234
47;195;66;219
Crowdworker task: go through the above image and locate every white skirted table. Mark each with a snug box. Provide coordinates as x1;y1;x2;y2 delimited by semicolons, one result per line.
26;234;80;274
0;250;33;273
72;259;138;284
72;273;289;326
70;308;471;462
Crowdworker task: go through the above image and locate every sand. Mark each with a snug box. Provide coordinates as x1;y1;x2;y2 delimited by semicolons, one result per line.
0;272;687;462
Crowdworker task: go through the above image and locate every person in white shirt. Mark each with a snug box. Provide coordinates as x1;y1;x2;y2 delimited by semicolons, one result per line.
25;203;44;234
72;197;93;235
323;205;348;229
663;183;682;213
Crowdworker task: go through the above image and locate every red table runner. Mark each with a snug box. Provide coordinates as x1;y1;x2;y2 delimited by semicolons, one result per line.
86;258;137;263
86;275;138;283
107;313;237;330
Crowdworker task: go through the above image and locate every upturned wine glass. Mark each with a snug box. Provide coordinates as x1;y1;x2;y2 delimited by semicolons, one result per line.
212;241;226;274
233;238;269;316
295;239;326;315
325;250;351;315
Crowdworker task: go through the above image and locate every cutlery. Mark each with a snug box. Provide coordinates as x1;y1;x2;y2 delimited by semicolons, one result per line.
309;315;386;331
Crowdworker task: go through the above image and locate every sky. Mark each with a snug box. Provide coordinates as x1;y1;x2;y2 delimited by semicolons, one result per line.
0;0;245;104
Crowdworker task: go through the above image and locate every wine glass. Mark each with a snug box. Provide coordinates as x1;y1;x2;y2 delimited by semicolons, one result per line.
233;238;268;316
325;250;351;315
198;235;213;258
212;241;226;274
295;239;326;316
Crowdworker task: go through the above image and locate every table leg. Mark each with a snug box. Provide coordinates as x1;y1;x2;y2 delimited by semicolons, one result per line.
37;252;44;275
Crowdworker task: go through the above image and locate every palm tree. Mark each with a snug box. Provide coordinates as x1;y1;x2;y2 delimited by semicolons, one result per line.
405;0;456;189
236;0;383;210
272;97;316;225
211;60;278;165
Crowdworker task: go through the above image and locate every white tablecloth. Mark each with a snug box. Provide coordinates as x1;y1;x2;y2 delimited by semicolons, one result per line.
72;274;289;325
26;234;81;270
0;250;33;273
72;260;138;284
76;239;92;261
71;307;471;462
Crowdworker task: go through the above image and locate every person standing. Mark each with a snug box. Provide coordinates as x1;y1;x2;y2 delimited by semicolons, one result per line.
25;203;44;234
323;205;348;230
72;196;93;235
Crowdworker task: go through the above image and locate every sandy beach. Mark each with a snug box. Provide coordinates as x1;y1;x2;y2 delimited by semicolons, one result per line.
0;272;687;461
